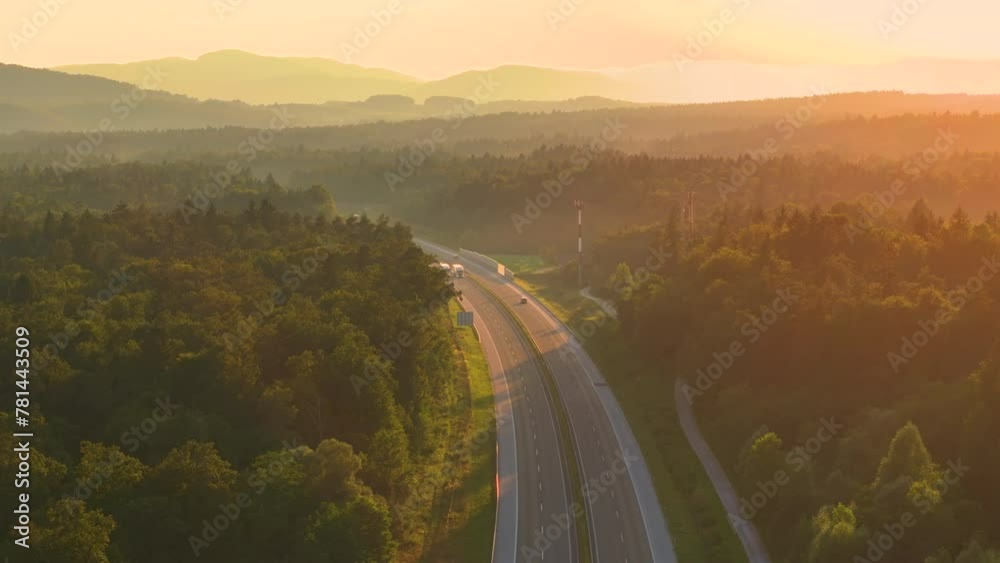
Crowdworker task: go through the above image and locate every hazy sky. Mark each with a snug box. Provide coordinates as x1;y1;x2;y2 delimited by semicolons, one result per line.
3;0;997;77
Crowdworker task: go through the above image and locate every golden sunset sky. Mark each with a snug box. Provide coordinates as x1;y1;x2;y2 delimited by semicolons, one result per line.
3;0;996;77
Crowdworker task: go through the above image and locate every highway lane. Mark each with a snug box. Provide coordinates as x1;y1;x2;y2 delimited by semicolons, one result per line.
453;275;578;563
420;239;676;563
463;290;519;563
474;270;661;563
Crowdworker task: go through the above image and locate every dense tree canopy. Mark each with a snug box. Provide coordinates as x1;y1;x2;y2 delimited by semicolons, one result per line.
593;202;1000;562
0;202;458;562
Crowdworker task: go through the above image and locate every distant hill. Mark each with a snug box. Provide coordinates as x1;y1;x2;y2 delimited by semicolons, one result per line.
0;64;302;132
0;64;650;133
7;91;1000;161
55;50;421;105
410;66;637;104
609;58;1000;103
54;51;1000;106
0;63;184;107
55;50;643;104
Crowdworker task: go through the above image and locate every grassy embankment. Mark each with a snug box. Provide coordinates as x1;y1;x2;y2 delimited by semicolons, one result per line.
505;255;749;563
419;300;497;563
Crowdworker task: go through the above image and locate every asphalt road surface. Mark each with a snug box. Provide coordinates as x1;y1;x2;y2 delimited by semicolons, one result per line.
419;240;677;563
456;274;578;563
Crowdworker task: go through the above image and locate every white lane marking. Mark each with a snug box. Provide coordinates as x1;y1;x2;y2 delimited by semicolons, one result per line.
422;242;576;563
448;280;519;563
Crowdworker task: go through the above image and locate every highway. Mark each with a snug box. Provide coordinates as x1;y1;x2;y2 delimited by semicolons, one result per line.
449;260;579;561
419;239;677;563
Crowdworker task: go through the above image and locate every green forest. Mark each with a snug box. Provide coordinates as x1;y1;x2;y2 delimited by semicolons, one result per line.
593;202;1000;563
0;202;465;562
4;88;1000;563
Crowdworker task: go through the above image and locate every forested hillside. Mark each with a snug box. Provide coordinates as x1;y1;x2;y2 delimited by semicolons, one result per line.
0;204;460;562
7;136;1000;256
0;161;336;219
591;203;1000;563
291;146;999;254
6;92;1000;154
4;88;1000;562
0;63;645;133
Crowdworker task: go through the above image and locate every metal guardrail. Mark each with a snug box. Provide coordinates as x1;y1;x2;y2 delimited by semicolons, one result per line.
459;248;516;281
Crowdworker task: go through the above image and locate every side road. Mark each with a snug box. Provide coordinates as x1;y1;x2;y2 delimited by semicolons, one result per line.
674;379;773;563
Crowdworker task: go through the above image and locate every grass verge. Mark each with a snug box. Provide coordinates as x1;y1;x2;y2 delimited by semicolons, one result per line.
419;300;497;563
491;254;549;274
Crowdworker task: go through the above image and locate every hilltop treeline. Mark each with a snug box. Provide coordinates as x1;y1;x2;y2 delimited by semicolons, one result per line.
0;161;336;219
0;204;458;562
5;93;1000;159
7;146;1000;257
287;146;998;254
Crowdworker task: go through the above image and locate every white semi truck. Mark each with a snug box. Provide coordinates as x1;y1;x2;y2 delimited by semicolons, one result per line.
452;264;465;278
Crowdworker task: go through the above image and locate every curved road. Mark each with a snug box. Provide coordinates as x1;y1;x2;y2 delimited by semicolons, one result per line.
420;239;676;563
674;380;772;563
454;269;578;562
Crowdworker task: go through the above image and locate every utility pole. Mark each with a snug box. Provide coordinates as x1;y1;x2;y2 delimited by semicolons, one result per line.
575;199;584;287
686;191;695;241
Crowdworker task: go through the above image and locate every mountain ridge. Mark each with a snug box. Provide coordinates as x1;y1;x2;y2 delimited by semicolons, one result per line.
51;50;1000;106
54;50;634;105
0;63;651;133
